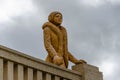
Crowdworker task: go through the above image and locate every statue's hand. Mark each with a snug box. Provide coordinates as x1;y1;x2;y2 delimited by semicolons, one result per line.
53;55;63;65
75;59;87;64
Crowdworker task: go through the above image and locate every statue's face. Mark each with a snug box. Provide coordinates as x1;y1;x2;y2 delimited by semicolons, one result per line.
53;13;62;25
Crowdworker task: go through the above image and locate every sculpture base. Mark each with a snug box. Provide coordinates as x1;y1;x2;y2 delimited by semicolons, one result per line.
72;64;103;80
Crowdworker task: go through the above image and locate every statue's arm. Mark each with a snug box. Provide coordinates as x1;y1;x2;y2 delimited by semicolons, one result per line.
68;51;79;64
44;27;57;58
68;51;87;64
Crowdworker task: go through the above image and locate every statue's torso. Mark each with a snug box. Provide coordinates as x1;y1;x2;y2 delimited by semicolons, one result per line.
49;26;64;57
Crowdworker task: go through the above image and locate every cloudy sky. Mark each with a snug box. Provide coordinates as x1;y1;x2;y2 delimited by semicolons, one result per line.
0;0;120;80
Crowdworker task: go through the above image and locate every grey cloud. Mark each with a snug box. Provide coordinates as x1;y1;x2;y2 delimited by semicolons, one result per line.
33;1;120;79
0;1;120;80
0;13;46;59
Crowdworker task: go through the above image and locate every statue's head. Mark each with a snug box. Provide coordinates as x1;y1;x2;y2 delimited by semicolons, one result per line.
48;11;63;26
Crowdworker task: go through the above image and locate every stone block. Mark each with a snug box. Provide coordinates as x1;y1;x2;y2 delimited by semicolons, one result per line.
72;64;103;80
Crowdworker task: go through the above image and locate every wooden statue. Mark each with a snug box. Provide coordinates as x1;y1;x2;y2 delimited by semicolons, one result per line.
42;11;86;68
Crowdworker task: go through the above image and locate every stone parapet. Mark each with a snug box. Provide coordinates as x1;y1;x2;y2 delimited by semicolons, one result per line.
0;45;81;80
0;45;103;80
72;64;103;80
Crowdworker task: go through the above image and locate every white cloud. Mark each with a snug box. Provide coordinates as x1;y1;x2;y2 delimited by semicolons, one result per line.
98;54;118;80
109;0;120;3
81;0;104;7
100;61;115;76
78;0;120;7
0;0;36;23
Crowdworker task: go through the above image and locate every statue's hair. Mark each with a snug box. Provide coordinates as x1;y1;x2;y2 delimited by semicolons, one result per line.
48;11;62;23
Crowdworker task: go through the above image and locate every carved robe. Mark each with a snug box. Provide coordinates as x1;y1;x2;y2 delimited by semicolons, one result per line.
42;22;78;68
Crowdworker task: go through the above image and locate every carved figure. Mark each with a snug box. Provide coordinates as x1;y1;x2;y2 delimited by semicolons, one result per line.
42;11;86;68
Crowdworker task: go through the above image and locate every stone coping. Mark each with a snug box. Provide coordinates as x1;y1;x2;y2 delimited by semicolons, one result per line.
0;45;81;79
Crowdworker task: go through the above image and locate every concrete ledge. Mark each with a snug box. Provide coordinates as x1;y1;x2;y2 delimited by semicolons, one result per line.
0;45;81;80
72;64;103;80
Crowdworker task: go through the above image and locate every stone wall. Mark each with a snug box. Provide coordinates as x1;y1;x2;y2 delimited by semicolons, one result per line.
0;45;103;80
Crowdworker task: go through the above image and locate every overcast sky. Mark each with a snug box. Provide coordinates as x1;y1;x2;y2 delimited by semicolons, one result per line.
0;0;120;80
